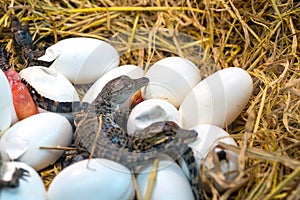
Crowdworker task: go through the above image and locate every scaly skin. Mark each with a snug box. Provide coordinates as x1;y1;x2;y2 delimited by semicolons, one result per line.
24;74;203;199
11;16;51;67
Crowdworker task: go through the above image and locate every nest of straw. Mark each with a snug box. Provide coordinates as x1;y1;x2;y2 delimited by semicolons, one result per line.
1;0;299;199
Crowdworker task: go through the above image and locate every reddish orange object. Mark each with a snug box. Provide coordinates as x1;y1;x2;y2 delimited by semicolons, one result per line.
4;68;38;120
11;82;38;120
131;90;144;108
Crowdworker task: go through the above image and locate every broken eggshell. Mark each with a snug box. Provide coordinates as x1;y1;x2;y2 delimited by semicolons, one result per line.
20;66;79;103
83;64;145;103
48;159;135;200
142;57;201;108
0;112;73;171
179;67;253;129
136;154;194;200
0;161;47;200
39;37;119;84
127;99;182;135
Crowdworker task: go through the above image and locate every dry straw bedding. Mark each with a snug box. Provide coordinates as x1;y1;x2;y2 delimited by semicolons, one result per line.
0;0;299;199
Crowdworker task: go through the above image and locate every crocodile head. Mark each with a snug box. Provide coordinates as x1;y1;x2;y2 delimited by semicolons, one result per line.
101;75;149;105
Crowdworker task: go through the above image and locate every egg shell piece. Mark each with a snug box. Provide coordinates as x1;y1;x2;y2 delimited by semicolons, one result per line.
127;99;182;135
20;66;79;103
136;154;194;200
48;158;135;200
0;161;47;200
179;67;253;129
39;37;119;84
83;65;144;103
142;57;201;108
0;112;73;171
0;69;14;133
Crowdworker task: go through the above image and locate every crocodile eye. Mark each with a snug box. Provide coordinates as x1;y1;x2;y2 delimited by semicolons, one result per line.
127;83;132;88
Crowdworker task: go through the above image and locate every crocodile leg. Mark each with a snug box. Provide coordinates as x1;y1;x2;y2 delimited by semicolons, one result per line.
0;168;29;189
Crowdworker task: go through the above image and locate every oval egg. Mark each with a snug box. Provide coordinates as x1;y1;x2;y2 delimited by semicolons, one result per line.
0;161;47;200
48;158;134;200
127;99;182;135
179;67;253;128
83;64;144;103
136;154;194;200
20;66;79;104
39;37;119;84
0;112;73;171
142;57;201;108
0;69;15;133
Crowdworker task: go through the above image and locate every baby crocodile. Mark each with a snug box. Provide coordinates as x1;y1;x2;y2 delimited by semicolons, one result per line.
11;16;51;67
24;75;203;199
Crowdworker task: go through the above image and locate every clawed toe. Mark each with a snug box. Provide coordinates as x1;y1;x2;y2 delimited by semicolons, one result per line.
14;168;30;181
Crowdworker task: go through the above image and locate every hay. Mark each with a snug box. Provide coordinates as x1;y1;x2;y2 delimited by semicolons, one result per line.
0;0;299;199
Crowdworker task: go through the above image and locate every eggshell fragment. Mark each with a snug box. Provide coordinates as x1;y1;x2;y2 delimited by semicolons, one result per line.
136;154;194;200
0;161;47;200
142;57;201;108
180;67;253;128
20;66;79;103
127;99;182;135
0;112;73;171
39;37;119;84
48;159;135;200
83;64;144;103
0;69;14;133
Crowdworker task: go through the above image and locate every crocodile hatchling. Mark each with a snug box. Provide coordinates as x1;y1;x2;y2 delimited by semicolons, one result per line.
24;75;203;199
10;16;51;67
9;16;203;199
0;153;29;189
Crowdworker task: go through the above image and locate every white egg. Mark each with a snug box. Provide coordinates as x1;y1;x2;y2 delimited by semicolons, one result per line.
20;66;79;103
190;124;237;159
0;161;47;200
0;112;73;171
179;67;253;128
136;154;194;200
83;65;144;103
39;37;119;84
48;159;135;200
127;99;182;135
142;57;201;108
0;69;14;133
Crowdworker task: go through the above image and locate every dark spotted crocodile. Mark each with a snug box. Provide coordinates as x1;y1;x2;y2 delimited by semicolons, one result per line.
23;75;203;200
9;16;203;200
0;154;29;189
11;16;51;67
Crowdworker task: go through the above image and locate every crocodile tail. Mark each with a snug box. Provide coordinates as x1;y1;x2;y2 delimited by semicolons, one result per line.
180;147;203;200
22;78;89;113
